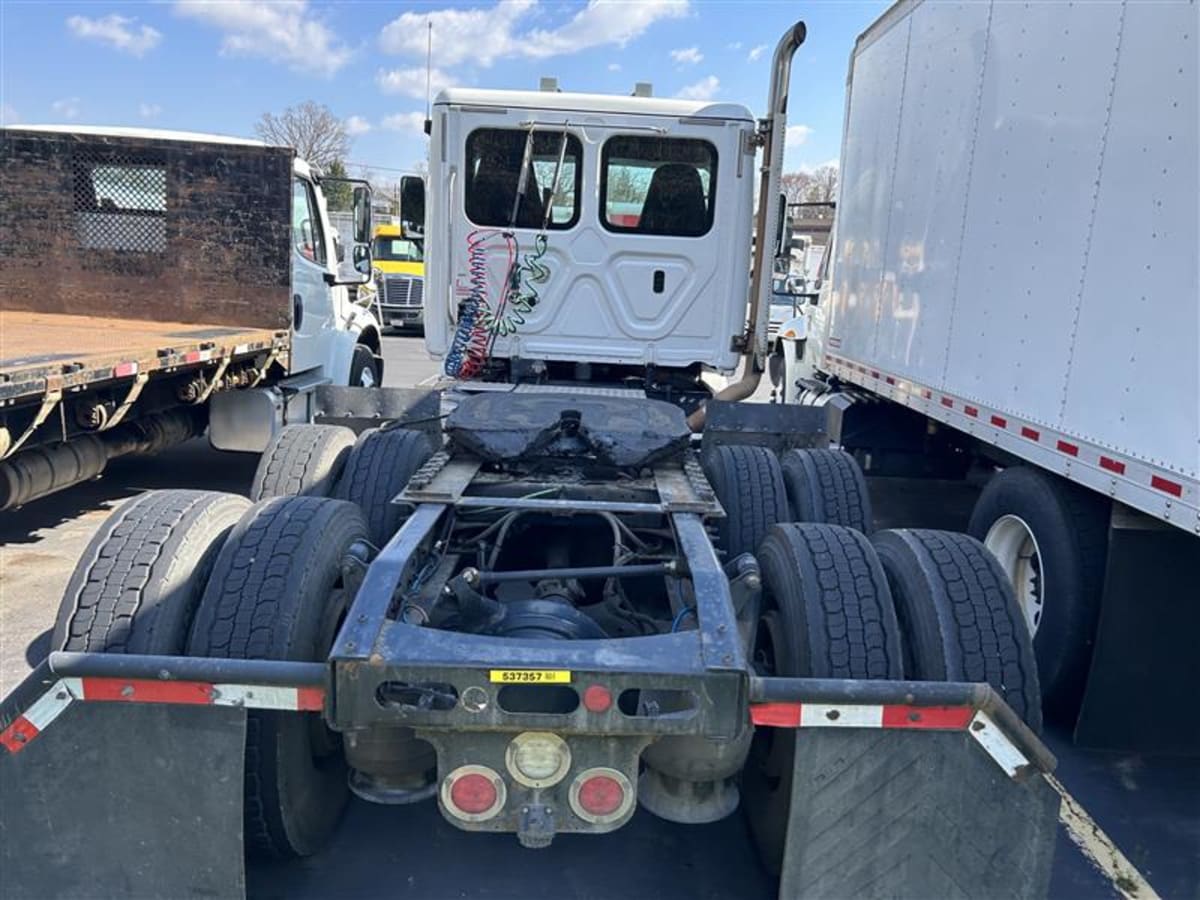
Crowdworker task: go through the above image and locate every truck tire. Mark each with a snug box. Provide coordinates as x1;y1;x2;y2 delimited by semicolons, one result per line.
334;426;434;546
872;529;1042;733
967;466;1109;716
52;489;250;654
780;447;873;532
188;496;370;857
250;424;357;502
348;344;380;388
744;522;904;873
702;445;789;558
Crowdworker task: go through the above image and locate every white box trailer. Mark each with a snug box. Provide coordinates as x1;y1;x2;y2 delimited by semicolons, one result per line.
787;0;1199;750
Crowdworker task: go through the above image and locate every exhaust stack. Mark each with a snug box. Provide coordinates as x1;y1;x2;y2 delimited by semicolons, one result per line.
688;20;806;431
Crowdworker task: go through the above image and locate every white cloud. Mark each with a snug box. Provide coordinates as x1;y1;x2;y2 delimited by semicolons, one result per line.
377;67;456;100
670;46;702;65
608;62;621;72
67;14;162;56
379;0;687;68
138;102;162;118
727;41;742;50
747;43;767;62
381;112;428;133
52;97;82;120
175;1;351;76
0;104;19;125
786;124;813;146
344;115;372;136
675;75;719;101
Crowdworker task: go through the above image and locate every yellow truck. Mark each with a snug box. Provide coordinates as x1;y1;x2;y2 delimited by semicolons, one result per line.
370;222;425;331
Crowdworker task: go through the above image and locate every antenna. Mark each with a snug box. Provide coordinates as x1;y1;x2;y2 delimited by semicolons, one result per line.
425;20;433;120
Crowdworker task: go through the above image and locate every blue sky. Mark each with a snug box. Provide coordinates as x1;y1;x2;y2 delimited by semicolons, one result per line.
1;1;887;179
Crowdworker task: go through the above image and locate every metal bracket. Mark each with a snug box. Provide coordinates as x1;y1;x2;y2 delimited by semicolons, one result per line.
194;353;233;405
250;348;281;387
1;388;62;460
99;373;149;431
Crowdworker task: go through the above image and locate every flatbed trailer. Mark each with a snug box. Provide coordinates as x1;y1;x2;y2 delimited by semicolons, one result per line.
0;311;285;408
0;126;382;508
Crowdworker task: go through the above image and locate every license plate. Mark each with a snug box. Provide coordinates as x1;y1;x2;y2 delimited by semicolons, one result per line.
488;669;572;684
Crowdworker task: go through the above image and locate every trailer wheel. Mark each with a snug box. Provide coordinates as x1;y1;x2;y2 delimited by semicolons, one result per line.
967;466;1109;716
780;447;873;532
348;344;380;388
872;529;1042;733
53;489;250;654
250;424;357;502
744;522;903;873
188;495;369;857
702;445;789;558
334;426;435;546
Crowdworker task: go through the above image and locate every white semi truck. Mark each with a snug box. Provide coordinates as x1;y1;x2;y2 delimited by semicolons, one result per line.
0;126;385;509
781;0;1198;750
4;15;1077;900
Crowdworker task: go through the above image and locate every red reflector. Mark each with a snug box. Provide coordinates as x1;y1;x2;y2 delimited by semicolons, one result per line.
1151;475;1183;497
449;773;498;815
964;405;979;418
1056;440;1079;457
1021;426;1040;441
583;684;612;713
297;687;325;711
990;415;1008;428
577;774;624;817
885;376;896;385
922;389;932;400
1100;456;1126;475
870;370;880;379
113;361;138;378
0;716;38;754
940;397;953;408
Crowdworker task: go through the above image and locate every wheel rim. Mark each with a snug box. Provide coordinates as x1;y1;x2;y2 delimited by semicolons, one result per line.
984;514;1044;637
359;364;377;388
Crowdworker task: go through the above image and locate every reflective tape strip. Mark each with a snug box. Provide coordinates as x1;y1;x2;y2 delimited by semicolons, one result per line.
967;711;1029;777
0;679;79;754
2;677;326;755
748;702;1026;778
800;703;884;727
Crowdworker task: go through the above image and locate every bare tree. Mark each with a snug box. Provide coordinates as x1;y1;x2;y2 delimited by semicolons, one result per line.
255;101;350;169
807;164;838;203
781;171;814;204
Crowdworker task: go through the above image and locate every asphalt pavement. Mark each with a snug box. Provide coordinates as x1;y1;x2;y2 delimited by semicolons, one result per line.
1;334;1196;899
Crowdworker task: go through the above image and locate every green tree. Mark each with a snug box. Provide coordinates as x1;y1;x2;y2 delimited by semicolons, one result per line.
323;159;352;210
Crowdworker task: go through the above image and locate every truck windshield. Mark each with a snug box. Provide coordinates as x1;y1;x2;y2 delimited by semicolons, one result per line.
372;237;423;262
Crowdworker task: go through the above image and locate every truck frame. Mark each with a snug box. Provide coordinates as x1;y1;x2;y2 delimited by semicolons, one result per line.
2;19;1065;899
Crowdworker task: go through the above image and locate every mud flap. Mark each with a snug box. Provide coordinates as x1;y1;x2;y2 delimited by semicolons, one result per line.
1;688;247;898
778;729;1059;899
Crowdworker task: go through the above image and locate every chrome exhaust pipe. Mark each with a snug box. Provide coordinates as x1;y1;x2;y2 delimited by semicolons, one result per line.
688;20;806;432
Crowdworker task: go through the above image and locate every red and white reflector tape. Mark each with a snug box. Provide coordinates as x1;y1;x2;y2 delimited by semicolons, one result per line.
1;678;324;755
750;702;1030;778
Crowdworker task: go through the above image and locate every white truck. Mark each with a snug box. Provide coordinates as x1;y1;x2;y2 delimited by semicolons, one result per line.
2;20;1066;900
0;126;385;508
782;0;1198;750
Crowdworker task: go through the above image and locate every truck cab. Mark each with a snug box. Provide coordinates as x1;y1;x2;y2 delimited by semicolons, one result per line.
370;222;426;331
424;87;758;403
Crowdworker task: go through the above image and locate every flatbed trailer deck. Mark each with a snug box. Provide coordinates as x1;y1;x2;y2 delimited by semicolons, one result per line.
0;310;286;407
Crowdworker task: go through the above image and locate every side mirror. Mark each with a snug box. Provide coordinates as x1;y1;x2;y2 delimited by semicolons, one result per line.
399;175;425;236
320;176;373;286
352;185;372;244
352;244;371;276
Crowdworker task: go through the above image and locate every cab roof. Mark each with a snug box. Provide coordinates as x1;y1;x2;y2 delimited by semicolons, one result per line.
433;88;754;122
4;124;272;148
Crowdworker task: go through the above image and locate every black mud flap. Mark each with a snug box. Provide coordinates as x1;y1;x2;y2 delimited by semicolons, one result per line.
1;674;247;898
778;729;1059;899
